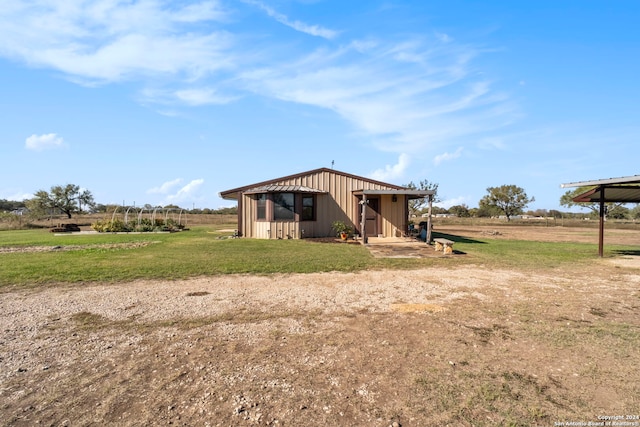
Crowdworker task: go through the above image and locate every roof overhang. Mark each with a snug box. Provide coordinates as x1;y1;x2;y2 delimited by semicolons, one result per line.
561;175;640;204
572;186;640;203
220;185;326;200
353;189;435;200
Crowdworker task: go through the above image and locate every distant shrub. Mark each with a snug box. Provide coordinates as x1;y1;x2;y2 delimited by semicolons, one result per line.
92;219;132;233
92;217;185;233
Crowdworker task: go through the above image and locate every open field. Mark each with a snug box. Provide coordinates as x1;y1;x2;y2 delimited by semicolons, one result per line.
1;224;640;426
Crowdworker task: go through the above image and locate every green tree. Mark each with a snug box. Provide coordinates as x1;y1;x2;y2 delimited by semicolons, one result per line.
480;185;534;221
26;184;95;219
0;199;26;212
449;204;470;217
404;180;440;216
607;204;630;220
560;187;598;214
560;186;625;217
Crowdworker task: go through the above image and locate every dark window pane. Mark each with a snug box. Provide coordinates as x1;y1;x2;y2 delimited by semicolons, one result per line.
302;195;314;221
273;193;294;220
257;194;267;220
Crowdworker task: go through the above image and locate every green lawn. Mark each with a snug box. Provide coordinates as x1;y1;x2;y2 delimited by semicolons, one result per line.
0;226;638;288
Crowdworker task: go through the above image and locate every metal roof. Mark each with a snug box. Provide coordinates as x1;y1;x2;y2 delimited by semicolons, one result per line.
243;184;326;195
561;175;640;188
561;174;640;204
219;167;406;200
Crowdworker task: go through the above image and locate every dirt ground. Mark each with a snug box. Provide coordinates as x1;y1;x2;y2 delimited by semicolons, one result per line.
2;226;640;426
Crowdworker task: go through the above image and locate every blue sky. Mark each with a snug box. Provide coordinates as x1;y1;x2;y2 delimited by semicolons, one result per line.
1;0;639;211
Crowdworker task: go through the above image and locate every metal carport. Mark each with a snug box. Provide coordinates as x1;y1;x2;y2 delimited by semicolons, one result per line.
561;175;640;257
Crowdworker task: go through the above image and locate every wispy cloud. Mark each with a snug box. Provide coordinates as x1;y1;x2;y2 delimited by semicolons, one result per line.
25;133;66;151
433;147;463;165
147;178;183;194
140;87;238;106
3;1;517;169
241;38;515;154
243;0;338;39
0;0;233;84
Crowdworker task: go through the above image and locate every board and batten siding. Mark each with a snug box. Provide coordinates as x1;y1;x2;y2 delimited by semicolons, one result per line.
380;194;407;237
239;169;407;239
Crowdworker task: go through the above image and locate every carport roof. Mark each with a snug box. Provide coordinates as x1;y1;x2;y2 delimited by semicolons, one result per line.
561;175;640;188
561;175;640;203
571;186;640;203
560;174;640;257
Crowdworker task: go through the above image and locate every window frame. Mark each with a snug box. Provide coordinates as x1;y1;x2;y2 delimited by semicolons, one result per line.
273;192;295;221
254;193;316;222
256;193;268;221
300;194;316;221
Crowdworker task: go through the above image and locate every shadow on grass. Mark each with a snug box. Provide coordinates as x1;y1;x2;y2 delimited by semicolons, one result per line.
611;249;640;257
432;231;486;245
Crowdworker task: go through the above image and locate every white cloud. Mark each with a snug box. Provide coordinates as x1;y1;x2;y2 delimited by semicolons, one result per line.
147;178;183;194
435;196;469;209
370;153;410;182
243;0;338;39
141;87;238;106
0;191;33;201
433;147;463;165
25;133;66;151
174;88;237;105
166;179;205;203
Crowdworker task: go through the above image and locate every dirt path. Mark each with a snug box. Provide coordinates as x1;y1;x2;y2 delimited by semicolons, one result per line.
2;260;640;426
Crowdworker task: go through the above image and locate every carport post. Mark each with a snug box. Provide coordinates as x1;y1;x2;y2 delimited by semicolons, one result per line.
426;194;433;244
360;194;368;244
598;186;605;258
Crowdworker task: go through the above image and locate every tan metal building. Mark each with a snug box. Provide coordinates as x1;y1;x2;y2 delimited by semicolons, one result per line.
219;168;433;240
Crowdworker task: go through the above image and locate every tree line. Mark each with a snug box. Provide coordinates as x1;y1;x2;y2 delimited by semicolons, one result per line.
4;182;640;221
1;184;237;220
406;181;640;220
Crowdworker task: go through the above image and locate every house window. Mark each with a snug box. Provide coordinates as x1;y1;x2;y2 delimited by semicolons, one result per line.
301;195;315;221
273;193;295;221
256;194;267;220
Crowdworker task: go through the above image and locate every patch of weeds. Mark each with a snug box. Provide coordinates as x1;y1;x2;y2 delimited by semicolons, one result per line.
465;323;512;344
185;291;210;297
154;308;304;330
413;368;559;425
269;328;285;340
71;311;109;330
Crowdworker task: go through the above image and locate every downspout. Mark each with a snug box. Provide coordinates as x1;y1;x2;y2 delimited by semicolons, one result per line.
237;194;243;237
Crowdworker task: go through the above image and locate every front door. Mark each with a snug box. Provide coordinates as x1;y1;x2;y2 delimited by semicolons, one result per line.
363;198;380;236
